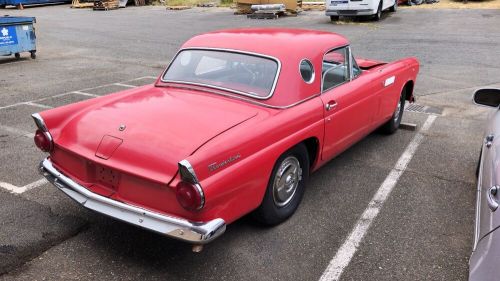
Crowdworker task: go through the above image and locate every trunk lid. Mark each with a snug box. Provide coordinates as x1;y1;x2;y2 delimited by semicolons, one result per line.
53;86;258;185
356;57;386;70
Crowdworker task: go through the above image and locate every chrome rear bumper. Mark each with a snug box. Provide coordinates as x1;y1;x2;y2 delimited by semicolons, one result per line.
39;157;226;244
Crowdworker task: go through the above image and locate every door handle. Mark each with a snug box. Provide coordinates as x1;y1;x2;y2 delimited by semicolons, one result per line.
486;134;494;148
325;101;337;111
487;186;499;211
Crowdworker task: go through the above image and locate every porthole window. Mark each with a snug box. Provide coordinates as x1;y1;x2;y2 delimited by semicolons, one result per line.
299;59;315;84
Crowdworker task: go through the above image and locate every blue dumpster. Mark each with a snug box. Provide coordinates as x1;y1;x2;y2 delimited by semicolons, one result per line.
0;0;70;8
0;16;36;59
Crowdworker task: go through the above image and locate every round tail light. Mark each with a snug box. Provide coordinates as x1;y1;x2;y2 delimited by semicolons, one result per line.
34;129;53;152
176;181;204;211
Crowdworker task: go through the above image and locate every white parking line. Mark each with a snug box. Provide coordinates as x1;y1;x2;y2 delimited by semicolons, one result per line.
318;115;437;281
0;178;48;194
72;91;99;97
0;124;34;138
0;76;157;111
24;102;53;109
114;83;137;88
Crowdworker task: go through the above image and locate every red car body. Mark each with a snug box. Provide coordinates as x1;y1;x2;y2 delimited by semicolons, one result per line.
34;28;419;246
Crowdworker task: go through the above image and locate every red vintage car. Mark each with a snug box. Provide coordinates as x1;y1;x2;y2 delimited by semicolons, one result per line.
33;28;419;251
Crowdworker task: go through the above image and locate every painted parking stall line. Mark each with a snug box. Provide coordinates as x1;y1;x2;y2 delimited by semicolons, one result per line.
319;115;437;281
0;178;48;194
114;83;137;88
0;76;157;111
24;102;53;109
72;91;99;97
0;124;34;138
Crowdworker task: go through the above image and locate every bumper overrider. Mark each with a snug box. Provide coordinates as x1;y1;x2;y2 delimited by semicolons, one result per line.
39;157;226;244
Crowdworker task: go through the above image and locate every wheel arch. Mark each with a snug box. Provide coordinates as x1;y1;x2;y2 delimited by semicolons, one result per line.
301;137;321;170
403;80;415;102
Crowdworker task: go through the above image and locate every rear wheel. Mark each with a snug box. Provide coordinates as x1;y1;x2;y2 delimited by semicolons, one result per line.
30;51;36;59
330;15;340;21
380;88;405;134
253;144;309;225
14;53;20;59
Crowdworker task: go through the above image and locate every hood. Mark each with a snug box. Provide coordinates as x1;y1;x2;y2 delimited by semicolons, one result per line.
53;86;258;184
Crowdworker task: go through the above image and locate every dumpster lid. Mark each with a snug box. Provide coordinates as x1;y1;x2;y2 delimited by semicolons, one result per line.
0;16;36;26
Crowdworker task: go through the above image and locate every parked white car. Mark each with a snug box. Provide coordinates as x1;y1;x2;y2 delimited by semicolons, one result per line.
325;0;397;21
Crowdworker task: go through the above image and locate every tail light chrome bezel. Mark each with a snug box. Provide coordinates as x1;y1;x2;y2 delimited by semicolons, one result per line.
32;113;54;152
177;160;205;211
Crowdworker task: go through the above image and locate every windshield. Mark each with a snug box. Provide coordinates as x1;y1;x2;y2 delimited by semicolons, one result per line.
162;49;279;99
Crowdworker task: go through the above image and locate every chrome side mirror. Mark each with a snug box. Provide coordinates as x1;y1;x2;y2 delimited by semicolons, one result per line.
473;88;500;108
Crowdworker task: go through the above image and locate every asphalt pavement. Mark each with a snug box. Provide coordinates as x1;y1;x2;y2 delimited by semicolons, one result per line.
0;6;499;281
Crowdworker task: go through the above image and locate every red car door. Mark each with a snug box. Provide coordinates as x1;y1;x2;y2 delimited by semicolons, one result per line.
320;46;377;161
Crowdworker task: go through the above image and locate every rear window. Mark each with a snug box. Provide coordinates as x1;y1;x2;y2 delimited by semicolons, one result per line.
162;49;279;99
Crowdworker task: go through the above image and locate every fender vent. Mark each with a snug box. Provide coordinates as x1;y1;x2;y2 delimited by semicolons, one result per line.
405;103;442;115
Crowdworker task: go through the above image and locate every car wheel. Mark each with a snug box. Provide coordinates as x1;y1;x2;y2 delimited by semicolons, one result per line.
373;0;382;21
253;144;309;225
330;15;340;21
380;88;405;134
389;0;397;11
14;53;20;59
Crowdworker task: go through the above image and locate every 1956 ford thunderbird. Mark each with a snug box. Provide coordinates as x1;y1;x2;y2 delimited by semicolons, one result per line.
32;28;419;250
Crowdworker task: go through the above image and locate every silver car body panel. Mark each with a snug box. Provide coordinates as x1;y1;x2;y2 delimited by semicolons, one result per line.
470;108;500;280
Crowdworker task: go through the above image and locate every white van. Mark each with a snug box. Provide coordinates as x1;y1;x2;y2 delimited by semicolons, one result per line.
325;0;397;21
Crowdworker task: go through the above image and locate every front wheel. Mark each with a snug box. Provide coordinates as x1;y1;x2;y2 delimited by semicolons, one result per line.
380;88;405;134
373;1;382;21
253;144;310;225
330;15;340;21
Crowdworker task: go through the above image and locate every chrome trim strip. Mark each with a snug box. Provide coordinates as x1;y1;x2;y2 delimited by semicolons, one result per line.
178;160;206;210
179;159;200;183
348;47;354;81
473;143;485;251
160;47;281;100
163;83;320;110
31;113;48;131
40;158;225;244
320;45;349;94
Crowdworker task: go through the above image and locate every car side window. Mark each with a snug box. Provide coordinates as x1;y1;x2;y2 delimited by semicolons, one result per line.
322;47;350;92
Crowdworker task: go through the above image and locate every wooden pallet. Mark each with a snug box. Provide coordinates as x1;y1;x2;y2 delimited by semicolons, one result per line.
93;0;119;10
71;0;94;8
302;1;324;10
236;1;301;14
247;10;285;19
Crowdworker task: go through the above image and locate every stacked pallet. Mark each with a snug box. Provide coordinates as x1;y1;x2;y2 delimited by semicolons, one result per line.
236;0;301;15
93;0;119;10
71;0;94;8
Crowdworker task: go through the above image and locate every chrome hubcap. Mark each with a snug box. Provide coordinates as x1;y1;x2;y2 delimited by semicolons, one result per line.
272;156;302;207
393;99;402;123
